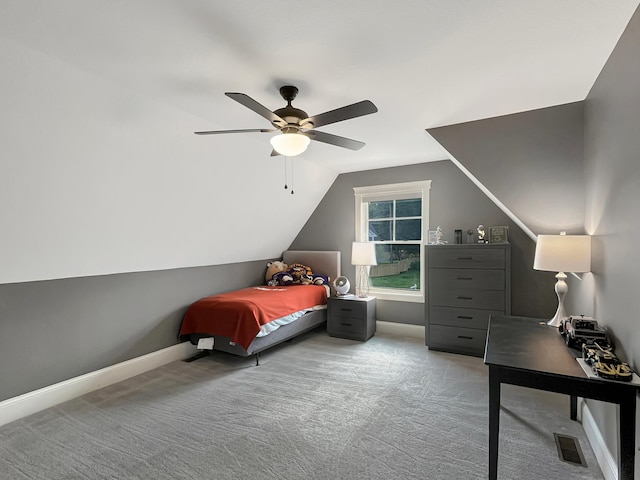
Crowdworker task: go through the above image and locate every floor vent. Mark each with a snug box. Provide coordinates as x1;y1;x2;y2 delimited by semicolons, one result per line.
554;433;587;467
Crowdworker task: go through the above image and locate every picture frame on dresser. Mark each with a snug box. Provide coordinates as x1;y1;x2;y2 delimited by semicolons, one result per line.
488;226;509;244
425;244;511;357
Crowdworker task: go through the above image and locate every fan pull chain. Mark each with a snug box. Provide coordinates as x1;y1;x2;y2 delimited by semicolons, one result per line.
283;156;288;190
283;157;294;194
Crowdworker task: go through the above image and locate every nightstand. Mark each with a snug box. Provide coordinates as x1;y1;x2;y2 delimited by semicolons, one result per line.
327;295;376;341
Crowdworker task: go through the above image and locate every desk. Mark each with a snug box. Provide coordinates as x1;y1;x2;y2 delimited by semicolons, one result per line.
484;315;638;480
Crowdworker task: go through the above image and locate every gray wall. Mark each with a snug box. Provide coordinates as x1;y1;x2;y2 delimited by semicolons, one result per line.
0;261;267;402
572;5;640;463
289;160;555;326
428;102;585;236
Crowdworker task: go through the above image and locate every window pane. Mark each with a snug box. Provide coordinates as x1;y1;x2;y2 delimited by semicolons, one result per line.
370;244;421;290
396;219;421;241
395;198;421;217
369;201;392;219
369;220;392;241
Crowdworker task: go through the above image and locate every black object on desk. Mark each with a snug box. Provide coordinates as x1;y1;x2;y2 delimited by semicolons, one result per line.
484;315;638;480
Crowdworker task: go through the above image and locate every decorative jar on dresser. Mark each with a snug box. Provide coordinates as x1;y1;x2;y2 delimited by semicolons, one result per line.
425;244;511;357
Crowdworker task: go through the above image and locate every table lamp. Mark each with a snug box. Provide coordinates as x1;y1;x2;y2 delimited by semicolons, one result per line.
533;233;591;327
351;242;377;297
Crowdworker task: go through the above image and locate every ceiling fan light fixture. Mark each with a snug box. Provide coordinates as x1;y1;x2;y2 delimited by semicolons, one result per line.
270;133;310;156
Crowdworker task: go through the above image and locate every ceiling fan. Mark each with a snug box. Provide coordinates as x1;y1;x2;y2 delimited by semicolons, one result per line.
194;85;378;157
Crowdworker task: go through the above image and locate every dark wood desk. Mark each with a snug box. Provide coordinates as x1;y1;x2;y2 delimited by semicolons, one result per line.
484;315;638;480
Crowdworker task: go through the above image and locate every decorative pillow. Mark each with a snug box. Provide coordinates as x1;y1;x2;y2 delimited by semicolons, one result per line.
288;263;313;284
269;271;294;286
268;263;327;286
310;274;329;286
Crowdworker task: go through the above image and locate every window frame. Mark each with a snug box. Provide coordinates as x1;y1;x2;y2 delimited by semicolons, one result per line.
354;180;431;303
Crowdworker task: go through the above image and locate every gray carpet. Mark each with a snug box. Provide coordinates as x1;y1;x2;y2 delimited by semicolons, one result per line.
0;330;604;479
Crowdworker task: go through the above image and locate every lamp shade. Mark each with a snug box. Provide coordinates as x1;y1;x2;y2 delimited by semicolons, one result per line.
351;242;377;266
270;133;310;156
533;235;591;273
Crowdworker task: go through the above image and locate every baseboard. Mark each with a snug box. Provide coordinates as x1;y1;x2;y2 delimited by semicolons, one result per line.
579;398;618;480
0;341;198;428
376;320;425;340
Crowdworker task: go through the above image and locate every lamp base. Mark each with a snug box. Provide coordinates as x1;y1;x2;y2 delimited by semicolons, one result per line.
548;272;568;328
547;309;568;328
355;265;371;298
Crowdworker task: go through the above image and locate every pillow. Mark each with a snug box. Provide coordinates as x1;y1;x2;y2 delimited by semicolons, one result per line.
269;271;294;286
268;263;328;286
310;274;329;286
288;263;313;284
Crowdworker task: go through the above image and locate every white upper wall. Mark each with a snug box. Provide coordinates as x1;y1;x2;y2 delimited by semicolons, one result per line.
0;40;336;284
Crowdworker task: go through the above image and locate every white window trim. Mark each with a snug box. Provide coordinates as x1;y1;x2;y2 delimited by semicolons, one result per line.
354;180;431;303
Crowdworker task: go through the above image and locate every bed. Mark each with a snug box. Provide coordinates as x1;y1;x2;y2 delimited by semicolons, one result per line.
179;250;341;364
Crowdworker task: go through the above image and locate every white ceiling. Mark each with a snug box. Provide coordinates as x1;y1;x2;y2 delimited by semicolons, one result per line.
2;0;638;174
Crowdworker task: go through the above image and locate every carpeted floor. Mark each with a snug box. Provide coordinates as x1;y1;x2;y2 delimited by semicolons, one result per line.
0;330;604;479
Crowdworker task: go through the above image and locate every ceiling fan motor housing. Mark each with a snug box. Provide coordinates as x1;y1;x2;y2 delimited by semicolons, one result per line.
273;85;312;129
273;106;309;128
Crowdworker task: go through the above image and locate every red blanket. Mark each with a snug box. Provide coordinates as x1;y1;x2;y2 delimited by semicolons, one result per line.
179;285;328;350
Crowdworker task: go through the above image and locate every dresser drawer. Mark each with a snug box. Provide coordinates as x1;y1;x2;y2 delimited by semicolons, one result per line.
428;325;487;357
429;306;503;329
429;268;505;291
428;247;505;269
429;287;505;310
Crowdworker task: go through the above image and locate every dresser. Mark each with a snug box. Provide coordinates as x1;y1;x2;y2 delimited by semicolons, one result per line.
426;244;511;357
327;296;376;342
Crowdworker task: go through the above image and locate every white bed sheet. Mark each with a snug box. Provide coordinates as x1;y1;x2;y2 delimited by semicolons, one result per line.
256;304;327;337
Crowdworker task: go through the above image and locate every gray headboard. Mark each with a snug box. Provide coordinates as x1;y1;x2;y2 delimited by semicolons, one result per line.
282;250;341;295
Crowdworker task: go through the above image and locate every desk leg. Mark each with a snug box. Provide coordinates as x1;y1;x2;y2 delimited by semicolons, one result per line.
489;366;501;480
618;392;636;480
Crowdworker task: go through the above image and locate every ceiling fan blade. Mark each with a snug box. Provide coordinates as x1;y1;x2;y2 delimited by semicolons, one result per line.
304;130;365;151
270;149;281;157
194;128;276;135
225;92;286;126
301;100;378;129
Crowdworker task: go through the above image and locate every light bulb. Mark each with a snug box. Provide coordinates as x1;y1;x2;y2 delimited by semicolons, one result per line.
270;133;310;156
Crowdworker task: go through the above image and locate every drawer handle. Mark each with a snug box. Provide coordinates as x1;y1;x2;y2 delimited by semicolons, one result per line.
457;335;474;340
457;296;473;300
457;315;474;320
340;322;353;327
457;256;473;260
339;308;353;312
456;277;473;280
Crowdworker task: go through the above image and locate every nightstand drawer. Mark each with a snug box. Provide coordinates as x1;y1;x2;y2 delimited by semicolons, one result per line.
429;306;502;329
429;268;505;291
428;325;487;357
429;287;505;310
329;300;367;319
329;317;366;337
428;247;506;269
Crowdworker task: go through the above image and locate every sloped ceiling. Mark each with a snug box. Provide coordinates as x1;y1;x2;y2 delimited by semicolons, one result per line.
0;1;638;283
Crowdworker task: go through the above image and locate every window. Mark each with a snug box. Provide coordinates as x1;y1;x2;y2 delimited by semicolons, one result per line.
354;180;431;302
